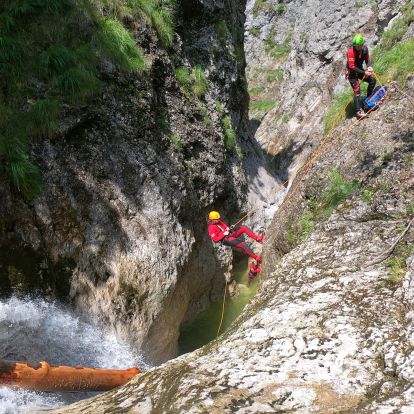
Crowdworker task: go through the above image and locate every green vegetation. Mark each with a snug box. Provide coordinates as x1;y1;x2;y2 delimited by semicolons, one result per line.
169;133;182;149
249;86;266;95
407;202;414;216
250;99;277;113
215;20;228;45
193;66;209;98
324;3;414;133
199;104;212;125
376;2;414;52
386;243;414;284
264;34;291;60
0;0;176;200
323;89;355;134
176;65;209;98
97;18;146;72
216;101;236;150
232;47;244;67
250;26;261;37
252;0;266;18
361;188;375;203
266;68;284;83
155;109;170;131
374;39;414;86
275;4;286;15
175;66;193;95
289;171;359;243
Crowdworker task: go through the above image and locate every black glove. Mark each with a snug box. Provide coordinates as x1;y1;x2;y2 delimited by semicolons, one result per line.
229;225;235;231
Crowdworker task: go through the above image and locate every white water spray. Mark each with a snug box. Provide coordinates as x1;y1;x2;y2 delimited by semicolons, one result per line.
0;297;147;413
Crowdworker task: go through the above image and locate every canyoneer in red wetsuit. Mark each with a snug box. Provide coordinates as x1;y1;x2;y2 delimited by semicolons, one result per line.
207;211;264;262
248;259;262;284
346;33;376;119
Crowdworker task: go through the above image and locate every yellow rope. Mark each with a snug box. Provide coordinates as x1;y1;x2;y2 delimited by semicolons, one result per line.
216;278;228;337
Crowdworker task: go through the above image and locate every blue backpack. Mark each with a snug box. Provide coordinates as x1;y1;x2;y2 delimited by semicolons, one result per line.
363;86;388;110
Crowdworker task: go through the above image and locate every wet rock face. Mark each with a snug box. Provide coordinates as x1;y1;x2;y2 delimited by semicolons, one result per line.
49;84;414;412
0;0;248;364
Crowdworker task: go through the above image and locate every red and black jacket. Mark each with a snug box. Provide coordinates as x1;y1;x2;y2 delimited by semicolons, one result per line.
347;45;371;77
207;220;230;243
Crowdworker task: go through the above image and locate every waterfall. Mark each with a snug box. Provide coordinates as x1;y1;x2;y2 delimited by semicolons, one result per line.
0;297;147;413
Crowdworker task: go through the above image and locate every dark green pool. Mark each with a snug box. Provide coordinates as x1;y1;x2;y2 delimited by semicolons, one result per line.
178;260;259;355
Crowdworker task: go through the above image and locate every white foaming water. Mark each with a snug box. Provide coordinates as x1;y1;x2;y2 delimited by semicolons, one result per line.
0;296;148;413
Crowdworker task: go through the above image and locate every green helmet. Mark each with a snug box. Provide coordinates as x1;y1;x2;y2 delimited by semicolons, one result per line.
353;34;365;46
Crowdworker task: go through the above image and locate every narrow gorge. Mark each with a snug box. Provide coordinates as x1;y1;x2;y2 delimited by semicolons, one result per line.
0;0;413;413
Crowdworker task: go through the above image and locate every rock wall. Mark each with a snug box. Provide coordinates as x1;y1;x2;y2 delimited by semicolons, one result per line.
245;0;403;176
0;0;259;364
48;80;414;413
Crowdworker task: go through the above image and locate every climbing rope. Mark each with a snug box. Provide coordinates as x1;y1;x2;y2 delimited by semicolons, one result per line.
216;278;228;337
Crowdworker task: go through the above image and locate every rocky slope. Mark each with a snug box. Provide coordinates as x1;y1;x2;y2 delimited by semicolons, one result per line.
0;0;279;365
244;0;404;177
48;68;414;413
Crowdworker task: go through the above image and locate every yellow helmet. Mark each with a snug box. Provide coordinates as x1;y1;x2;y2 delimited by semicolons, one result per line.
208;211;220;220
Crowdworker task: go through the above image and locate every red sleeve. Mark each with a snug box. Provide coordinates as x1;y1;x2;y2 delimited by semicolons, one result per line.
208;223;225;242
347;48;355;69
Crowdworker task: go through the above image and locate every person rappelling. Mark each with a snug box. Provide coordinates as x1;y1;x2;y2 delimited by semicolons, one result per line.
207;211;264;262
346;33;376;119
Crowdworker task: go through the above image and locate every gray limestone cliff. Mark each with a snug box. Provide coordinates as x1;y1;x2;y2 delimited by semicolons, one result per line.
0;0;266;365
48;80;414;412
